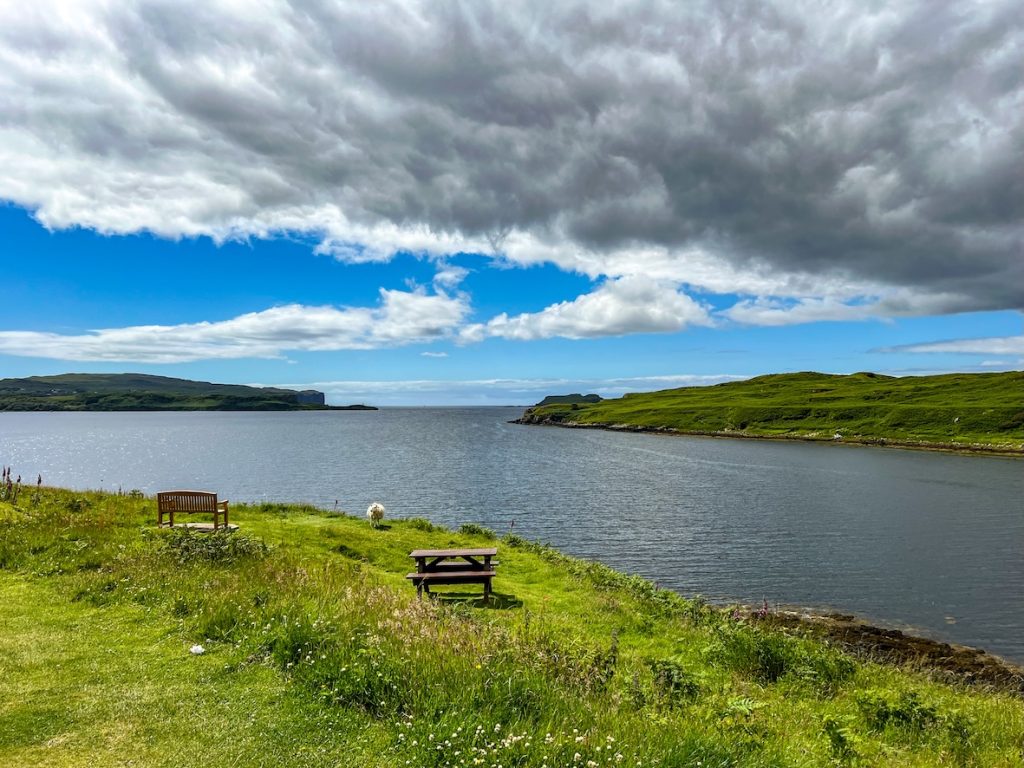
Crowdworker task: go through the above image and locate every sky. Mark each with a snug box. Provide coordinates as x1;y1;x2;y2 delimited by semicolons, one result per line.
0;1;1021;405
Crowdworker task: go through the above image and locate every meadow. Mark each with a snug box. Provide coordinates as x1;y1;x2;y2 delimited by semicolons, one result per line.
2;487;1023;767
519;371;1024;453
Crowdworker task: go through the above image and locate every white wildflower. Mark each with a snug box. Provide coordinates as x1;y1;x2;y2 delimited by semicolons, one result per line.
189;644;205;655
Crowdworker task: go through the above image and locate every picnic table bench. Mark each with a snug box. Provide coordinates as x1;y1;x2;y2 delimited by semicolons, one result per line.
406;547;497;601
157;490;234;531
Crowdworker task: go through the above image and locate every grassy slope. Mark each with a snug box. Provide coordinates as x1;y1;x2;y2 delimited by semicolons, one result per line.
1;489;1023;767
0;373;330;411
521;371;1024;450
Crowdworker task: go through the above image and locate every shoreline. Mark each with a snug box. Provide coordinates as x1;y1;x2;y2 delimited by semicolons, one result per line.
511;416;1024;458
752;605;1024;694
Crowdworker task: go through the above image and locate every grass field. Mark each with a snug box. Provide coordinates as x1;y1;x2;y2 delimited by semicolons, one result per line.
519;371;1024;452
2;488;1023;766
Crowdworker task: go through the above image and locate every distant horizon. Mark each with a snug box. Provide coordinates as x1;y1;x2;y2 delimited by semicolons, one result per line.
4;367;1021;409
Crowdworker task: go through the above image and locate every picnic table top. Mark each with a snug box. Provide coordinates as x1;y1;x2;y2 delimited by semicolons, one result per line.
409;547;498;559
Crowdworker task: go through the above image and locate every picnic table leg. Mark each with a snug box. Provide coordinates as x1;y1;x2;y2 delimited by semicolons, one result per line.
484;578;491;603
416;581;423;599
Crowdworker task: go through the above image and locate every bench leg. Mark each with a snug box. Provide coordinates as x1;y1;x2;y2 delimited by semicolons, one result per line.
416;582;423;599
484;578;491;603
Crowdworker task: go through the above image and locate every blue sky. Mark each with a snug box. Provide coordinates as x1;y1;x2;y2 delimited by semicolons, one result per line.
2;205;1019;405
0;2;1020;405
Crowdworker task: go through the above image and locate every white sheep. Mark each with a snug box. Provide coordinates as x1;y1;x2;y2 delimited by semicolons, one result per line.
366;502;385;528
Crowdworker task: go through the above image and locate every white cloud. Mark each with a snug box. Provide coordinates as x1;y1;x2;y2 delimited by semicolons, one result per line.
420;351;448;358
0;0;1020;317
721;288;981;327
894;335;1024;356
280;373;748;405
462;276;711;342
724;297;879;326
0;287;469;362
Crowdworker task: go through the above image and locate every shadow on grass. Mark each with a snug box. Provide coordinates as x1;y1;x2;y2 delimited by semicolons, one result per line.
427;591;522;610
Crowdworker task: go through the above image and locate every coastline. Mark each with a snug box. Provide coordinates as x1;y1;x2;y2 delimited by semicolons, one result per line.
743;605;1024;694
511;416;1024;458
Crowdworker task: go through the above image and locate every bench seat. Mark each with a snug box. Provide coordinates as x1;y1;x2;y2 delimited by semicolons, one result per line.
157;490;230;531
405;569;496;599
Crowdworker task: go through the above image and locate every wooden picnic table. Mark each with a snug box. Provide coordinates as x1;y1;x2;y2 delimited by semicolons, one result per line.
406;547;498;600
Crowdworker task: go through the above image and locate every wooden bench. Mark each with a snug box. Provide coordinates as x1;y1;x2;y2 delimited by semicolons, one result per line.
157;490;231;531
406;548;498;601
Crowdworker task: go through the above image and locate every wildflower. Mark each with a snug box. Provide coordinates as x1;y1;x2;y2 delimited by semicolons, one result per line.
189;644;205;655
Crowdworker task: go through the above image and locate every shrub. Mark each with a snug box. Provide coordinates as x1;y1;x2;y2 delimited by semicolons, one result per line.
649;659;701;705
66;496;91;513
709;623;855;690
458;522;496;539
161;528;268;565
856;689;938;733
821;715;860;764
405;517;440;532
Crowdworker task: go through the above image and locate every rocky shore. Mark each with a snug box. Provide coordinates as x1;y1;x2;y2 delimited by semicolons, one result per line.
512;413;1024;457
755;608;1024;694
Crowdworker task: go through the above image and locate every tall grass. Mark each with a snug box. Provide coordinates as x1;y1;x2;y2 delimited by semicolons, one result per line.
2;488;1024;766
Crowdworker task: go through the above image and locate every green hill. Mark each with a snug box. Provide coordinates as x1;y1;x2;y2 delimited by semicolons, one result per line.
1;488;1022;766
517;371;1024;453
0;373;373;411
535;393;603;406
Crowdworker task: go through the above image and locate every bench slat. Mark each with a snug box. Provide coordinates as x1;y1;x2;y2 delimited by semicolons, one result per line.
409;548;497;559
406;570;496;581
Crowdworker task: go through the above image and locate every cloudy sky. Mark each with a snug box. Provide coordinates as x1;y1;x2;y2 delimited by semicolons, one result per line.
0;0;1020;404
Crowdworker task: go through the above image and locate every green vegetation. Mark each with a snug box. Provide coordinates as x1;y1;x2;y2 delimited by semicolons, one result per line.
2;488;1023;766
520;371;1024;453
535;393;604;406
0;373;376;411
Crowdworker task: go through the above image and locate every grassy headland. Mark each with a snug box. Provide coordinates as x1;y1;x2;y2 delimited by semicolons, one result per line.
516;371;1024;454
0;373;376;411
2;488;1023;767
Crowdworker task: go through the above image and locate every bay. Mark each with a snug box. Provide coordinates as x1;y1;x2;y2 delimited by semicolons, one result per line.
2;408;1022;662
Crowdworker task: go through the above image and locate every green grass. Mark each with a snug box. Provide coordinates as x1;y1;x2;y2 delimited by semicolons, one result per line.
2;488;1024;766
0;373;344;410
521;371;1024;451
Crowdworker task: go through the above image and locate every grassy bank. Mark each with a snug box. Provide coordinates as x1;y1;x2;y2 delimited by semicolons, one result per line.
2;489;1024;767
517;372;1024;454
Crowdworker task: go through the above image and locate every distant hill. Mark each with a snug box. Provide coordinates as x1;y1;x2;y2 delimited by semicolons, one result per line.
516;371;1024;454
534;393;603;406
0;374;377;411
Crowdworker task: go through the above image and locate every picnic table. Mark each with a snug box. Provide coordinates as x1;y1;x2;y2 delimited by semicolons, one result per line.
406;547;498;601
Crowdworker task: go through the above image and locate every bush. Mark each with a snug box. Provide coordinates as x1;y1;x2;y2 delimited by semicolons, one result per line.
161;528;268;564
649;659;701;705
404;517;440;532
709;623;855;691
458;522;496;539
856;689;938;733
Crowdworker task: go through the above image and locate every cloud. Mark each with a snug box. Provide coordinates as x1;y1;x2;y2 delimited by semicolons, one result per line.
0;287;469;362
721;289;979;326
891;335;1024;356
280;373;748;405
420;351;448;358
1;0;1021;317
462;276;711;341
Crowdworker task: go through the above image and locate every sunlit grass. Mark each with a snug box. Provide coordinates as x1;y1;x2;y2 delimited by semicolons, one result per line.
523;371;1024;450
1;488;1023;766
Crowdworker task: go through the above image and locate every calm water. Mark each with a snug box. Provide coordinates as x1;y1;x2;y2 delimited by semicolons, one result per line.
2;409;1023;662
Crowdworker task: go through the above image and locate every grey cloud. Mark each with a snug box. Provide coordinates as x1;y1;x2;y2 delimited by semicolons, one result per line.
1;0;1022;312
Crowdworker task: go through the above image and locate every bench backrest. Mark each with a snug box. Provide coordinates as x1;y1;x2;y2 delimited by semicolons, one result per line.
157;491;219;514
